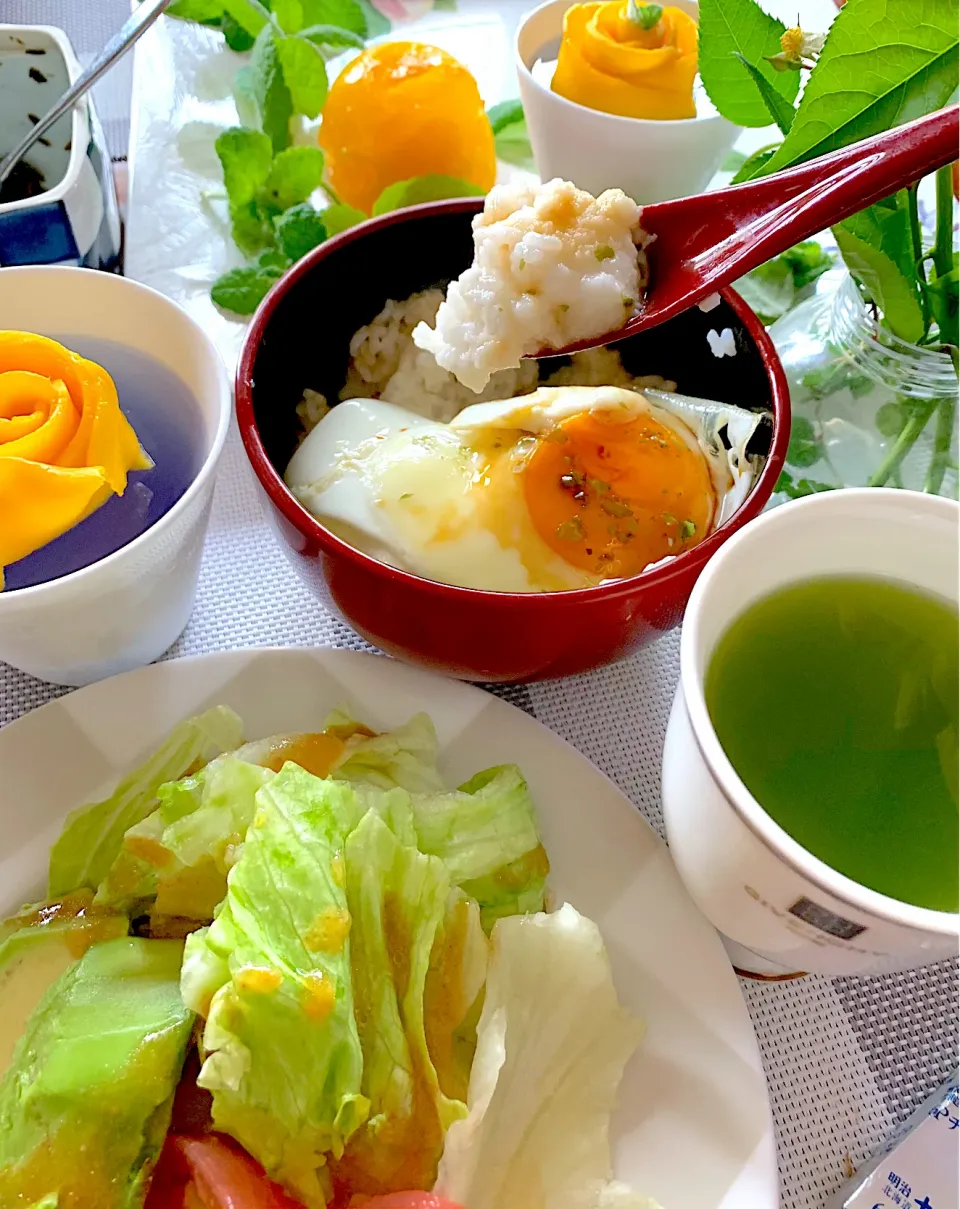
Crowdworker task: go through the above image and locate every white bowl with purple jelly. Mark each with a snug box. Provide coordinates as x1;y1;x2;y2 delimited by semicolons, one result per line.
0;266;230;685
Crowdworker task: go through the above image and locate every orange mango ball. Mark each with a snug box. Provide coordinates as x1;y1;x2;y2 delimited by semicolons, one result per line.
319;42;497;215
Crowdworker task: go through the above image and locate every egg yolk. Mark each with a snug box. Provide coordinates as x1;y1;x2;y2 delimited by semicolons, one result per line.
523;409;715;579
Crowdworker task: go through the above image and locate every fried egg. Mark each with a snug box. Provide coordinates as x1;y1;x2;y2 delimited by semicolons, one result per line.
285;386;767;593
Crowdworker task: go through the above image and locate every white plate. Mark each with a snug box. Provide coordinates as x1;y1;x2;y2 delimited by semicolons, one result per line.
0;647;777;1208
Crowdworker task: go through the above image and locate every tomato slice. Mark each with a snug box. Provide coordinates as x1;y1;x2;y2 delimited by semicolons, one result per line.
147;1134;306;1209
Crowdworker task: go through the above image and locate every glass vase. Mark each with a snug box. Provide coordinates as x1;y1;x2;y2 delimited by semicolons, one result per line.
769;272;958;500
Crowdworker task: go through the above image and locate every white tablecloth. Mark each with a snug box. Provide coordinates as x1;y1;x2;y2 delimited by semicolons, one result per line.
1;4;957;1207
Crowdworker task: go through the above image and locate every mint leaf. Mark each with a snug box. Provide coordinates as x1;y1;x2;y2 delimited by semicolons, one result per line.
876;401;907;437
698;0;800;127
760;0;959;175
302;0;368;34
212;265;283;315
487;100;525;136
233;65;259;127
258;247;291;271
785;415;822;468
222;0;271;36
167;0;225;21
372;174;485;216
735;257;796;325
252;24;294;152
776;472;835;499
300;23;365;57
222;13;256;50
215;126;274;206
272;0;305;33
262;145;326;209
229;198;276;254
781;241;834;291
274;203;328;260
322;202;367;235
356;0;390;36
731;143;779;183
276;32;329;118
732;52;795;134
833;200;924;342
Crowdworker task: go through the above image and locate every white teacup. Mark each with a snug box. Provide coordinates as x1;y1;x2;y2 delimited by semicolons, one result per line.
662;488;960;977
516;0;741;203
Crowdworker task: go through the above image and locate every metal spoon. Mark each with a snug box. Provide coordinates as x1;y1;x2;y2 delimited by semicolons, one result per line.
538;105;960;356
0;0;175;188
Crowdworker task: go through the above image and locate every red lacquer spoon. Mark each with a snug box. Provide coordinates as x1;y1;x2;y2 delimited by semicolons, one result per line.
545;105;959;355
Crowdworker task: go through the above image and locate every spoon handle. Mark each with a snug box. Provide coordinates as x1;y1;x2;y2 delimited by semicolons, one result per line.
642;105;959;314
0;0;174;187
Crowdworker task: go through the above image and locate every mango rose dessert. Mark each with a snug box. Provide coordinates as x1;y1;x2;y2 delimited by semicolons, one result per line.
0;332;151;589
319;41;497;215
552;1;698;120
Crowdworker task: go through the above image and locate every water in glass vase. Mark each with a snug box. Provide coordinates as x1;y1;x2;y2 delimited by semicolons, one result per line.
705;576;959;912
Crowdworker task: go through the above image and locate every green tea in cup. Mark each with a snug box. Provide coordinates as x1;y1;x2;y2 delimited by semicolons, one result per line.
705;576;958;913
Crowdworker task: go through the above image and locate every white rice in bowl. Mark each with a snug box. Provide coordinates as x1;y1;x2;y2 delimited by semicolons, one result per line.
297;292;674;438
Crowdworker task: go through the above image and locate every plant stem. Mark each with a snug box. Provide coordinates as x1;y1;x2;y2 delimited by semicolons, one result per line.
924;394;958;496
868;399;937;487
933;165;954;280
907;185;930;334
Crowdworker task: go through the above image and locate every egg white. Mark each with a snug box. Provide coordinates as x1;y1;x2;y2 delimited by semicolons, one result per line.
285;387;767;592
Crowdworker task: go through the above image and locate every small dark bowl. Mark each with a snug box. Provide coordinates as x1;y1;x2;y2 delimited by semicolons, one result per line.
237;198;790;683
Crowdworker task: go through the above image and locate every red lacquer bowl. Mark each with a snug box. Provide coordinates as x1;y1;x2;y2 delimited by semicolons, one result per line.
237;198;790;682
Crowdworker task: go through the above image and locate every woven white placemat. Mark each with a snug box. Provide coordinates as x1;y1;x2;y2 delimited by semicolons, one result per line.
1;3;956;1206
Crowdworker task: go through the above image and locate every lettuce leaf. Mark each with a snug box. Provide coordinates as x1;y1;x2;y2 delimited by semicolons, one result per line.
331;810;466;1196
181;765;368;1208
411;766;550;930
329;711;445;794
0;937;193;1208
434;904;653;1209
96;756;275;920
48;707;243;899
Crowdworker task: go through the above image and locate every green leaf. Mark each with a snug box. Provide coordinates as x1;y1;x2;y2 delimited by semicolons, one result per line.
876;401;907;437
721;148;748;172
776;471;835;499
833;201;925;342
372;174;485;216
252;25;294;152
229;198;276;254
167;0;225;21
211;265;283;315
274;202;328;260
730;143;779;183
233;65;259;127
487;100;525;136
272;0;305;33
222;13;257;51
301;0;368;35
628;1;663;31
780;240;835;291
760;0;960;175
276;32;329;117
735;257;796;325
262;145;326;209
785;415;822;468
732;52;795;134
258;247;292;271
322;202;367;235
355;0;390;36
222;0;271;37
927;253;960;348
697;0;800;127
215;126;273;206
300;23;365;56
